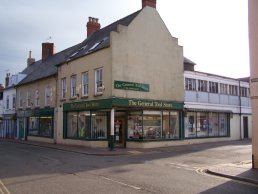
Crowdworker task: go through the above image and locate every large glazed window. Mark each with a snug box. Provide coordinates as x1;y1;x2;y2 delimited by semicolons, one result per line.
67;112;78;138
78;111;91;139
163;111;179;139
91;111;107;139
28;116;53;137
143;111;161;139
128;111;143;139
185;112;197;138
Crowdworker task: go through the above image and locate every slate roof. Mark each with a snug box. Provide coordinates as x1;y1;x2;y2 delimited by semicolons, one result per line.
184;57;196;65
17;10;141;86
63;10;141;63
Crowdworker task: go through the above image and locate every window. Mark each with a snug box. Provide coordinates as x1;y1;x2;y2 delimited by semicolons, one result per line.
143;111;162;139
27;91;31;107
45;86;51;106
35;90;40;107
28;116;53;137
240;87;249;97
128;111;143;139
6;95;9;109
162;111;179;139
66;111;108;139
12;94;16;109
185;78;196;91
71;76;77;97
198;80;208;92
220;83;228;94
229;85;238;96
19;92;23;108
209;82;218;93
95;68;103;94
82;72;89;97
61;78;67;99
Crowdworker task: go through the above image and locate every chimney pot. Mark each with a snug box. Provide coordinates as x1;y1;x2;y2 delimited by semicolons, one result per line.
42;43;54;60
142;0;156;9
86;17;101;37
27;50;35;66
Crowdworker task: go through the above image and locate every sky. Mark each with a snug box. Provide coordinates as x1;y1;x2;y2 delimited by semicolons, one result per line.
0;0;249;85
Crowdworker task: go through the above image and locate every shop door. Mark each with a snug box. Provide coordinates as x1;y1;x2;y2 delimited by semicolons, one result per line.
243;116;248;139
114;118;126;148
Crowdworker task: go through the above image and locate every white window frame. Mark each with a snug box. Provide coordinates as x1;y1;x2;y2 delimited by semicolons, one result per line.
95;68;103;94
71;75;77;98
12;94;16;109
209;81;218;93
229;85;238;96
27;91;31;107
35;89;40;107
82;72;89;97
61;78;67;99
198;80;207;92
19;91;23;108
6;95;9;109
220;83;228;95
185;78;196;91
45;86;51;106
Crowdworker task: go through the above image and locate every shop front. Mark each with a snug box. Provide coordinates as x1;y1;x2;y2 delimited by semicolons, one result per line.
17;108;54;141
63;98;184;148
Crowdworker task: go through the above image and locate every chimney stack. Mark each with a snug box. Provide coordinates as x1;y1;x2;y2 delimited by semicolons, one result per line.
42;42;54;60
86;17;101;37
142;0;156;9
27;50;35;66
5;73;10;88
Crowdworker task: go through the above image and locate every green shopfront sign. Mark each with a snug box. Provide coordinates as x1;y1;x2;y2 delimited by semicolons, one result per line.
63;98;183;112
114;80;149;92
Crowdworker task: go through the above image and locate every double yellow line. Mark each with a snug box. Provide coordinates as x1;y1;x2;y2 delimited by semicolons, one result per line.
0;180;10;194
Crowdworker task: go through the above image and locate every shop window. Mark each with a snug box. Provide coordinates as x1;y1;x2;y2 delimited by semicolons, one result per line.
128;111;143;139
143;111;161;139
28;117;40;136
197;112;209;137
39;117;53;137
208;113;219;136
185;112;197;138
91;111;107;139
219;113;228;136
163;111;179;139
67;112;78;138
78;111;91;139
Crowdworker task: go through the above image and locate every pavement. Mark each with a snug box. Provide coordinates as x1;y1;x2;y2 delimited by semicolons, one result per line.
3;139;258;186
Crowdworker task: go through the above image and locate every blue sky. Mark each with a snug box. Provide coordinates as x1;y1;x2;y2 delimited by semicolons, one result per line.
0;0;249;85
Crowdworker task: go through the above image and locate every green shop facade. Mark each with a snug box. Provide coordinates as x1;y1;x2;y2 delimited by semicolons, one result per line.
17;108;54;140
63;97;184;148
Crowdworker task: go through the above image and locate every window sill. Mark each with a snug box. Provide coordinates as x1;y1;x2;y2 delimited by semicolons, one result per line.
94;93;103;97
81;96;89;99
69;97;77;101
60;98;67;102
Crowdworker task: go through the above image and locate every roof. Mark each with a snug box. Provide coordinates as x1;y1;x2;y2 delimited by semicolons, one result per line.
184;57;196;65
17;10;141;86
63;10;141;64
17;44;81;86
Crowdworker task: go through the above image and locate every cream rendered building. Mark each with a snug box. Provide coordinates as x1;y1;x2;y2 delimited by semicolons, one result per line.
56;1;185;148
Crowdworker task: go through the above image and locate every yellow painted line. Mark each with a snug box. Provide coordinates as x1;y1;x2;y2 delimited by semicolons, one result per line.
0;180;10;194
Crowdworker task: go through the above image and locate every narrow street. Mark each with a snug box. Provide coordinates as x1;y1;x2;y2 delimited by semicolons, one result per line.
0;140;257;194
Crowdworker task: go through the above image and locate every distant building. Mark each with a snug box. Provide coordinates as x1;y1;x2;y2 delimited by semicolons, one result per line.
0;84;4;137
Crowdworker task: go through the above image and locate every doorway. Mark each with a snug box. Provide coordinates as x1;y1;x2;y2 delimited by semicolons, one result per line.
114;111;126;148
243;116;249;139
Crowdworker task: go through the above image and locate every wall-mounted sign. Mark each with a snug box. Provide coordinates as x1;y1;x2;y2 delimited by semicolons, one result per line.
114;80;149;92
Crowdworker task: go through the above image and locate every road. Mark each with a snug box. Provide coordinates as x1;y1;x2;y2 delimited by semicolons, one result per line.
0;140;257;194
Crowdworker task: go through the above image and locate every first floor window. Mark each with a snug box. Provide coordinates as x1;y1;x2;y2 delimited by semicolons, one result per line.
229;85;238;96
27;91;31;107
6;95;9;109
12;94;16;109
95;68;103;94
61;78;67;99
185;78;196;91
35;90;40;107
198;80;208;92
19;92;23;108
220;83;228;94
45;86;51;106
71;76;77;97
209;82;218;93
82;72;89;97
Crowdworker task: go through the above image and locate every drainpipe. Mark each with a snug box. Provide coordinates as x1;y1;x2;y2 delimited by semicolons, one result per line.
239;80;242;140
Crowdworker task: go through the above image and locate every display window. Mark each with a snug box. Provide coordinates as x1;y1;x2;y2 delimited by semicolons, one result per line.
143;111;161;139
28;116;53;137
162;111;179;139
127;111;143;139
